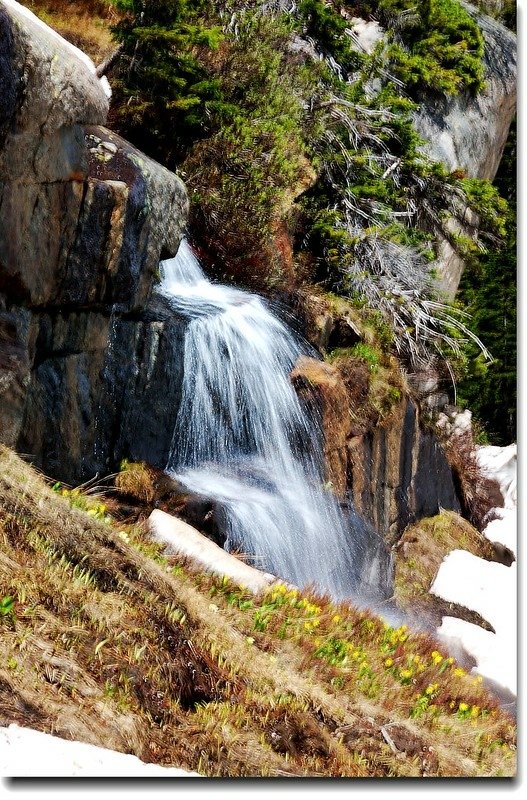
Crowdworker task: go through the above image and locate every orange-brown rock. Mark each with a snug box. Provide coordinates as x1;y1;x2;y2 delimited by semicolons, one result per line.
291;355;351;497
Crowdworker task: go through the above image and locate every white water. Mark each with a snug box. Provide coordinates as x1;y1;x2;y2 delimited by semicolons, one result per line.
158;240;373;600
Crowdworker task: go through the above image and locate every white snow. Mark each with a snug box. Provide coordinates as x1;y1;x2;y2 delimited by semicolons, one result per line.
1;0;112;97
481;506;517;553
432;444;517;696
0;724;199;777
149;509;281;594
477;443;517;511
436;616;516;699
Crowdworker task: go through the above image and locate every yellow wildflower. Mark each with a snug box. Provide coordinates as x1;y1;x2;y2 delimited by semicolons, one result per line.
332;615;342;624
471;705;480;717
400;669;413;680
458;702;469;712
384;658;394;668
453;668;466;678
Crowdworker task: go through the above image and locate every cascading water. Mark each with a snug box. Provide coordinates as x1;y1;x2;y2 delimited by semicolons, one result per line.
158;239;379;600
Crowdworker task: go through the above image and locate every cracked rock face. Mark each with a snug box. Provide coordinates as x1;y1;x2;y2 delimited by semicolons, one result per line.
0;3;188;480
0;2;187;310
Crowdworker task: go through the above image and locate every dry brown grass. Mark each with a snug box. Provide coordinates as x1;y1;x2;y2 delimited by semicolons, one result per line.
114;460;156;504
0;446;516;777
442;433;504;530
25;1;115;62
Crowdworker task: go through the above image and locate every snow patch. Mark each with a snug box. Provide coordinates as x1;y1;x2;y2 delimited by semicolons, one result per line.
437;616;516;699
432;443;517;696
0;724;199;777
2;0;112;98
149;509;281;594
476;443;517;509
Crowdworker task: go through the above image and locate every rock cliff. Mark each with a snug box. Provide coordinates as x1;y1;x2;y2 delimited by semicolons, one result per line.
414;3;516;297
0;2;187;480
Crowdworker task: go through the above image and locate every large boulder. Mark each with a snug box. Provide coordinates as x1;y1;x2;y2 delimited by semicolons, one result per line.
0;1;186;309
413;5;516;182
349;5;516;298
0;2;188;480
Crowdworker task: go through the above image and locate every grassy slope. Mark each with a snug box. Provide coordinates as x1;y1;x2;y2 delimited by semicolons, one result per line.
0;446;516;777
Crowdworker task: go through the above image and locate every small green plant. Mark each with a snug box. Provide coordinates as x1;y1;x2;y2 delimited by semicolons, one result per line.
0;595;15;622
351;343;381;371
378;0;485;95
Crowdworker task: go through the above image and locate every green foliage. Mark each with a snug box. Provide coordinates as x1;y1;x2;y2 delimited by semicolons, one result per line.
52;482;112;523
456;125;516;444
460;178;508;238
0;595;15;621
351;342;381;371
298;0;364;73
110;0;223;163
185;11;319;286
378;0;485;95
108;0;502;369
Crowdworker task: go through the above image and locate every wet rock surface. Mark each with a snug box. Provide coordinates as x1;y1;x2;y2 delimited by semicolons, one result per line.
0;3;188;481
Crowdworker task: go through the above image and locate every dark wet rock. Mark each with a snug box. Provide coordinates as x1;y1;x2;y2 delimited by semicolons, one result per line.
0;5;188;481
0;307;32;445
346;398;460;543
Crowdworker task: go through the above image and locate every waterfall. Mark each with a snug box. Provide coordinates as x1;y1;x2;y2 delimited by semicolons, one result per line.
157;240;380;600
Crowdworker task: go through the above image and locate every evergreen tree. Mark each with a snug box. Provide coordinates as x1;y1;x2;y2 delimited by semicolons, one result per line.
457;124;517;443
110;1;223;165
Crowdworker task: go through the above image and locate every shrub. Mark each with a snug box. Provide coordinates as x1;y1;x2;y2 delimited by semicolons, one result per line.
377;0;485;95
115;460;156;504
